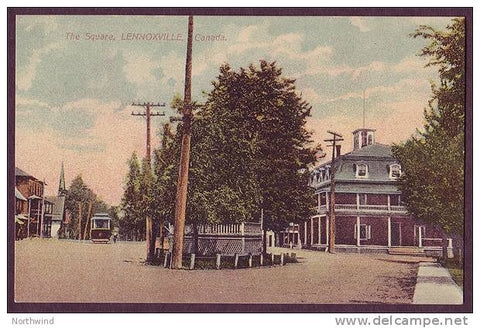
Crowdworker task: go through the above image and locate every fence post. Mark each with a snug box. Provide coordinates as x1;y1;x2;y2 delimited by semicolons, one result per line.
271;253;275;265
216;253;221;270
241;223;246;254
163;252;170;268
234;253;239;268
260;253;264;266
190;253;196;270
248;254;253;268
280;253;284;266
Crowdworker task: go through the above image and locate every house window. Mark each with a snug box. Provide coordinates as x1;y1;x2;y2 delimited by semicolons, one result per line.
389;164;401;179
354;134;359;149
355;163;368;178
359;193;367;205
354;224;371;240
361;131;367;147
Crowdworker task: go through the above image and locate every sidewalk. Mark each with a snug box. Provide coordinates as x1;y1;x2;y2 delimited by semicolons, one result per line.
413;262;463;304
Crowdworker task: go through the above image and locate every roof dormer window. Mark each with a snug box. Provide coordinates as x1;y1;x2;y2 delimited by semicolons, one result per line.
354;163;368;178
389;164;401;179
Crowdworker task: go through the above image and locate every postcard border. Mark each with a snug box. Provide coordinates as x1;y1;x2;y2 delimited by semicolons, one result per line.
7;6;473;313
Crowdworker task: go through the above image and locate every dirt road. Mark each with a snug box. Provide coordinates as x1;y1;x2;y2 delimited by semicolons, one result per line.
14;239;417;304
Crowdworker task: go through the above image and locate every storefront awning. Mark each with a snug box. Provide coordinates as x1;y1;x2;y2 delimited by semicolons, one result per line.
15;215;28;224
15;187;27;201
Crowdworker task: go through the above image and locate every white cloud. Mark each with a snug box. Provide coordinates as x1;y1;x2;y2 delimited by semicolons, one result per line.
123;53;160;86
158;50;185;87
16;42;60;91
22;16;58;34
349;17;371;32
300;87;323;104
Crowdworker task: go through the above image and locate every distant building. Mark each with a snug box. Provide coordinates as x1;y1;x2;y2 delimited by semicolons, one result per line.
285;128;448;256
15;167;53;238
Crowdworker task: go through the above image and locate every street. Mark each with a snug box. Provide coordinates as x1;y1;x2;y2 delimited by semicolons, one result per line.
15;239;417;304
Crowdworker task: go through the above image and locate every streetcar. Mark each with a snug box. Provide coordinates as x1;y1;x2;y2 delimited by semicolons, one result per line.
90;213;112;243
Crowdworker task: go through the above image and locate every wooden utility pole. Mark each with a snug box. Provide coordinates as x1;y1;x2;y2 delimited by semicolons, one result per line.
83;200;93;240
324;131;344;254
171;15;194;269
77;202;83;240
131;102;165;261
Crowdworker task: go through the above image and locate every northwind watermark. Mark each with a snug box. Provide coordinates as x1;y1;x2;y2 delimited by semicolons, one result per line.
12;317;55;325
65;32;227;42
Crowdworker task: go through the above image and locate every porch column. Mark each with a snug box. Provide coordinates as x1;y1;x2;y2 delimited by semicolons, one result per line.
418;226;423;248
356;216;361;247
326;192;329;210
326;216;330;246
304;221;307;245
387;217;391;247
318;217;322;244
356;193;360;210
310;218;314;245
318;193;321;212
387;195;391;211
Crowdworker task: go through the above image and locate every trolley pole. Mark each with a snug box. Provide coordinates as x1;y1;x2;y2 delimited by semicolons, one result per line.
171;15;194;269
324;131;343;254
131;102;165;261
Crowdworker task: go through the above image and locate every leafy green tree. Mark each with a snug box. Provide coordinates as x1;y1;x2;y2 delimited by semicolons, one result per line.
139;156;156;260
152;123;177;248
64;174;109;239
206;61;319;244
170;61;319;252
120;152;144;240
392;18;465;236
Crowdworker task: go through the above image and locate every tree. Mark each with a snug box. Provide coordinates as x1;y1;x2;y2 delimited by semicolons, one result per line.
120;152;144;240
157;62;319;255
139;157;156;261
208;62;319;245
185;61;319;252
152;123;177;251
392;18;465;236
64;174;109;239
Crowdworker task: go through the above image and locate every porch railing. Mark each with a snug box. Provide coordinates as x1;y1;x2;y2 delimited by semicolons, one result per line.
316;204;408;214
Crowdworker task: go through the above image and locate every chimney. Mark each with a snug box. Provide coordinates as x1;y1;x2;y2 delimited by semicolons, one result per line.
335;145;341;158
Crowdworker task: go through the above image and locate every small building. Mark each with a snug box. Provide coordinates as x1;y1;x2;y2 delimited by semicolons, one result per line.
297;128;448;257
15;167;52;238
15;187;28;239
44;196;66;238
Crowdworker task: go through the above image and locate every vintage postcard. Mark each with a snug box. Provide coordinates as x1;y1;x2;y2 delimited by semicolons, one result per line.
8;7;472;315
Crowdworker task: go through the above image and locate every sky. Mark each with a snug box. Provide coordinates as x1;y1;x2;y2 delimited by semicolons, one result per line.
15;15;456;205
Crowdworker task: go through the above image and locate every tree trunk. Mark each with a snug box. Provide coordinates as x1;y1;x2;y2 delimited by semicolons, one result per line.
262;228;267;255
146;216;155;263
159;218;164;255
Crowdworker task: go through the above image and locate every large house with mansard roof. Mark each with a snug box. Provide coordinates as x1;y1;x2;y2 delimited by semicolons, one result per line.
279;127;451;257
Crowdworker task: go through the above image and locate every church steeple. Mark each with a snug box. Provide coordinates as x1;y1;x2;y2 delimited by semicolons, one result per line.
58;162;67;196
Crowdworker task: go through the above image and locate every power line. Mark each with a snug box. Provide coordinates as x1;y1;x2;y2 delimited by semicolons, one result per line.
130;102;166;164
130;101;165;262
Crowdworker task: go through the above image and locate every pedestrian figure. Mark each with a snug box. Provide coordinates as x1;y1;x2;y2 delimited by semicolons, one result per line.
113;233;117;244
